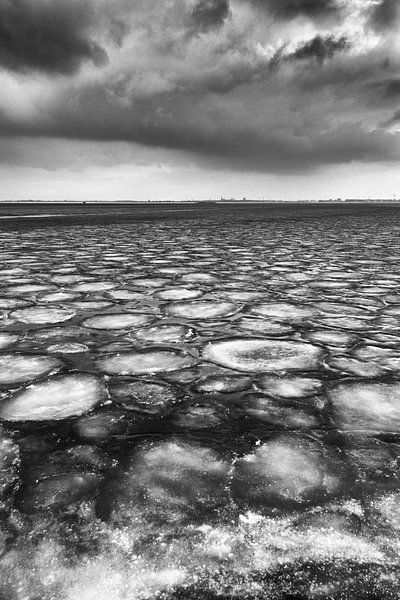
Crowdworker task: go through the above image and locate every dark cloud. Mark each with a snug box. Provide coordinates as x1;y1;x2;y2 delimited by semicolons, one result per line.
190;0;230;32
247;0;339;20
0;0;108;74
369;0;399;31
290;35;350;63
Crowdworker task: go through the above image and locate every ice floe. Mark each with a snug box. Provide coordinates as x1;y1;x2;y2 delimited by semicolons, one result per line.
97;349;196;375
0;354;62;386
328;382;400;433
167;301;238;320
0;374;106;421
83;313;153;330
203;338;322;372
257;375;323;398
11;307;76;325
110;380;178;415
231;435;344;510
0;332;18;350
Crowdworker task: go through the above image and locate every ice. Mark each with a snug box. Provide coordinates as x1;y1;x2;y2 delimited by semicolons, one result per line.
83;313;153;330
97;348;195;375
72;282;116;292
74;410;129;442
172;403;226;430
235;317;293;336
157;288;203;300
38;291;80;303
304;329;356;347
11;307;76;325
72;301;114;311
242;394;320;428
344;436;398;487
0;425;19;511
107;289;147;301
327;356;387;377
328;382;400;433
0;332;18;350
110;380;178;415
249;302;316;322
0;374;106;421
18;472;101;513
112;439;230;523
231;435;343;510
0;354;62;385
46;343;89;354
134;324;193;343
203;338;322;372
167;301;238;320
257;375;323;398
194;374;251;393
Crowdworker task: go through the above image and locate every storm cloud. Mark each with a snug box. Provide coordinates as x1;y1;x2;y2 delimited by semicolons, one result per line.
0;0;399;180
0;0;108;74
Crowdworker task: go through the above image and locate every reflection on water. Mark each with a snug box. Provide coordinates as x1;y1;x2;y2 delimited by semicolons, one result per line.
1;211;400;598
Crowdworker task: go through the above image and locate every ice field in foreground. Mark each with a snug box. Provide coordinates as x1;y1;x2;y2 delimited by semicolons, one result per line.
1;211;400;598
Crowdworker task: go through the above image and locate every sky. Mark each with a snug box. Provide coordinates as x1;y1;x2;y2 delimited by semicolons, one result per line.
0;0;400;201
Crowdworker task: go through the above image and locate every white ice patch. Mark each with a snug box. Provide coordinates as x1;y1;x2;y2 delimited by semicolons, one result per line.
167;301;238;320
157;288;203;301
203;338;322;372
0;332;18;350
231;435;342;509
258;376;323;398
72;282;116;293
11;307;76;325
249;303;316;322
97;349;195;375
83;313;153;330
0;425;19;510
0;354;62;385
47;343;89;354
114;439;230;522
328;382;400;433
134;324;193;343
235;318;293;336
0;374;106;421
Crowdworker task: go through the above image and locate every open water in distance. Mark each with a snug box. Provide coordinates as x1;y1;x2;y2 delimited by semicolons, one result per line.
1;206;400;599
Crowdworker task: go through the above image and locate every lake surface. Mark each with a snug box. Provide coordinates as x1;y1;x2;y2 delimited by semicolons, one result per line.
1;204;400;599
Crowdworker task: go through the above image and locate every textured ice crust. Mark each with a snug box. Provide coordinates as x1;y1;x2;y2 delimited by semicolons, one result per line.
97;349;195;375
0;374;106;421
203;338;322;372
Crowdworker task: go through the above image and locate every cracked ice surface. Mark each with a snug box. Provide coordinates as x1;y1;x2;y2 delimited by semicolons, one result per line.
2;209;400;598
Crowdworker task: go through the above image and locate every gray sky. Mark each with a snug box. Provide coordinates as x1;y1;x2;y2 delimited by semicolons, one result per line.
1;0;399;200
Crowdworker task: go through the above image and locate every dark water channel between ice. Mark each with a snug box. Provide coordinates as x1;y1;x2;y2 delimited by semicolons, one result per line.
2;206;400;599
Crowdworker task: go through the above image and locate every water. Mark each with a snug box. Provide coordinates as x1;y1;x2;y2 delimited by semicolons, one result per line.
1;206;400;599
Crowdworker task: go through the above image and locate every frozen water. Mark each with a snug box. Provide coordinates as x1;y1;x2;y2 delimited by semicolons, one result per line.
257;375;323;398
2;210;400;598
249;302;316;322
0;426;19;511
11;306;76;325
195;374;251;393
83;313;153;330
203;338;322;372
18;472;101;513
0;332;18;350
231;435;343;510
0;354;62;385
134;324;193;343
329;382;400;433
0;374;106;421
157;288;204;300
110;380;178;415
112;439;230;523
167;301;238;320
97;349;195;375
242;394;320;428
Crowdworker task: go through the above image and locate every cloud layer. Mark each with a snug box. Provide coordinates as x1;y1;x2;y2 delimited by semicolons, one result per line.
0;0;399;175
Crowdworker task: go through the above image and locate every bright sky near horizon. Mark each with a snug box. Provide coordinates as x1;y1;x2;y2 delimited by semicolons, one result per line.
1;0;400;201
